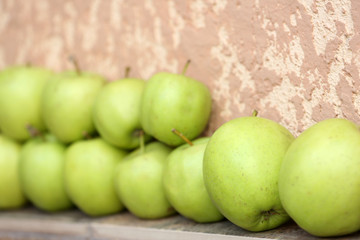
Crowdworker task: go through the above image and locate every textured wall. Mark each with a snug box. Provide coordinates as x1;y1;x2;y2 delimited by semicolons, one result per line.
0;0;359;136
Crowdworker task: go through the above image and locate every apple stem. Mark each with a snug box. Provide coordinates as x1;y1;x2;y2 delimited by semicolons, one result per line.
139;130;145;154
26;124;45;140
182;59;191;75
26;61;32;67
68;55;81;75
262;209;279;221
124;66;131;78
252;110;258;117
82;131;92;140
172;129;193;146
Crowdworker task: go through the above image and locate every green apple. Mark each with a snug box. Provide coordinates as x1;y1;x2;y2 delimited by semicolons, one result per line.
114;142;175;219
42;70;106;143
0;65;52;141
19;133;73;212
140;61;212;146
93;78;151;149
203;113;294;231
64;138;127;216
163;136;223;223
0;134;27;209
278;118;360;237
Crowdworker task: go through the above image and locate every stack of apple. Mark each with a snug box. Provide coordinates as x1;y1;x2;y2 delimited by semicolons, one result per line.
0;60;219;220
0;60;360;238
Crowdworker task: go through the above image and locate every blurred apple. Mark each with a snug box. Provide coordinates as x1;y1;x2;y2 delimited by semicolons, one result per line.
42;60;106;143
0;134;27;209
19;133;73;212
64;138;127;216
140;60;211;146
0;65;52;141
163;136;223;223
93;75;151;149
115;142;175;219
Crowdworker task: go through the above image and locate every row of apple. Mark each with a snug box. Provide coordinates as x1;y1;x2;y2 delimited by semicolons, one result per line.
0;61;359;238
0;62;214;220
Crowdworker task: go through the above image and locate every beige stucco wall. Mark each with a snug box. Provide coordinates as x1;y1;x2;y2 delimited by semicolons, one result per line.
0;0;359;136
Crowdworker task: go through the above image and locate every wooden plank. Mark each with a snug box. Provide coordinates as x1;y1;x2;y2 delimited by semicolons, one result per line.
0;218;87;237
91;224;266;240
0;207;359;240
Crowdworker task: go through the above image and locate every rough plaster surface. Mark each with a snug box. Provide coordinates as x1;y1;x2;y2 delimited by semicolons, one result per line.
0;0;359;136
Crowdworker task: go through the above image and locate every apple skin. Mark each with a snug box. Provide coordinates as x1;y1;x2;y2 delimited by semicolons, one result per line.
93;78;151;149
19;134;73;212
0;135;27;209
278;119;360;237
203;116;294;232
42;71;106;143
64;138;127;216
0;66;53;141
114;142;176;219
140;72;212;147
163;137;223;223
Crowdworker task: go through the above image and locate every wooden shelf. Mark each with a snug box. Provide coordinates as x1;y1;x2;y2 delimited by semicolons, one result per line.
0;207;358;240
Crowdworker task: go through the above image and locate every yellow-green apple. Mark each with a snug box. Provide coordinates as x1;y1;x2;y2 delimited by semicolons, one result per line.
42;69;106;143
203;113;294;231
93;78;151;149
163;136;223;222
279;118;360;237
140;61;211;146
114;142;175;219
0;66;52;141
64;138;127;216
0;134;27;209
19;133;73;212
